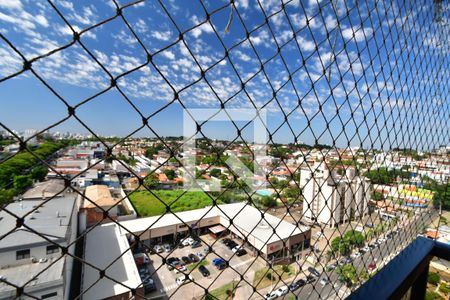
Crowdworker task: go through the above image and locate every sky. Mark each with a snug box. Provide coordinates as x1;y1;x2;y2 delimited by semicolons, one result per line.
0;0;448;150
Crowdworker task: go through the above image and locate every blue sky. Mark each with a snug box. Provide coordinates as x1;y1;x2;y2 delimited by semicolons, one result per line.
0;0;448;149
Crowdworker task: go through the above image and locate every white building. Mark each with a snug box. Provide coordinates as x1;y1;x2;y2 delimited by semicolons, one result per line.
0;190;79;300
302;161;371;228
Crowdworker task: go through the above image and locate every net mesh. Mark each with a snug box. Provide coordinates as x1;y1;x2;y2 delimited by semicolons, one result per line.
0;0;449;299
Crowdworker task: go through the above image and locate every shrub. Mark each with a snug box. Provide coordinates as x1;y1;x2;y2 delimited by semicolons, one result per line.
428;272;440;285
439;282;450;294
425;291;443;300
282;265;290;273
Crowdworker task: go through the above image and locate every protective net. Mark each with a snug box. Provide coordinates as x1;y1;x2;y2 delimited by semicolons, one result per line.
0;0;449;299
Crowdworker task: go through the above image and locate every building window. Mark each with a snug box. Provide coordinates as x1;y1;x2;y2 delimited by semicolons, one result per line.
16;249;30;260
41;292;57;299
46;245;59;254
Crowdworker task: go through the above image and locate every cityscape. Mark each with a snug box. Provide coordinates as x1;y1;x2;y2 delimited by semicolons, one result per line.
0;1;449;300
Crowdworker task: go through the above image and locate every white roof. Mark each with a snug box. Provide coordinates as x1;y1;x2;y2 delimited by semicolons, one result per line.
119;203;309;246
81;223;141;300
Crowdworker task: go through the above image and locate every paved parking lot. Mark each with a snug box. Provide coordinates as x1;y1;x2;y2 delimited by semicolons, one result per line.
144;234;266;299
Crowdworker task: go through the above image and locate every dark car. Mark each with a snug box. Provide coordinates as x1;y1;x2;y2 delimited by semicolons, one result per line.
167;257;180;264
306;275;316;283
216;262;227;270
188;254;199;262
235;249;247;257
142;277;156;294
227;241;238;249
308;267;321;277
181;256;191;264
289;279;304;292
221;238;232;245
198;265;210;277
191;240;202;248
295;279;306;288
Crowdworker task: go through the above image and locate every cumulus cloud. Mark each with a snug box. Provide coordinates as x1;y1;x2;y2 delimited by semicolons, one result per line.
342;26;373;42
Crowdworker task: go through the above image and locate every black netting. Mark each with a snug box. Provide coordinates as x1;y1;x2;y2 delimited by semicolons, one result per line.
0;0;449;300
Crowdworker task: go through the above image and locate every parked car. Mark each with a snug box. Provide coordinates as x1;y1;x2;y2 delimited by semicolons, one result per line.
326;264;337;271
306;275;316;283
351;252;362;259
167;257;182;266
174;265;187;273
362;246;370;252
308;267;321;277
197;252;205;259
142;276;156;294
191;240;202;248
236;249;247;257
154;245;163;253
232;245;242;253
264;291;277;300
188;254;199;262
275;286;289;297
212;258;226;266
216;262;227;270
181;256;191;264
227;241;238;249
320;277;331;286
134;253;150;266
139;267;150;278
377;238;386;244
163;244;172;252
198;265;210;277
295;279;306;288
182;237;194;247
176;275;193;285
221;238;232;245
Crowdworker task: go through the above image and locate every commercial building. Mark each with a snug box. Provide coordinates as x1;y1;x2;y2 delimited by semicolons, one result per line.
0;191;78;300
301;161;371;228
120;202;311;264
81;223;143;300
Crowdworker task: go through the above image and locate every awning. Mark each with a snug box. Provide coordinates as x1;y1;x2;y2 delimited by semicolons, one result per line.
208;225;227;235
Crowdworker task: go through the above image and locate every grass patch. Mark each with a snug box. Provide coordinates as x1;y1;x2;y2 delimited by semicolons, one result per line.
128;190;223;216
253;265;296;289
187;259;209;271
204;281;239;300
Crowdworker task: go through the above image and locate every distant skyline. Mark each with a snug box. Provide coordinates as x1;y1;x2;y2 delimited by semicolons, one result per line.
0;0;448;150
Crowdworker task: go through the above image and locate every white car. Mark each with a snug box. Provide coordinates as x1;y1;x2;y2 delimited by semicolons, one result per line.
377;238;386;244
275;285;289;296
362;246;370;252
264;291;277;300
351;252;361;259
154;245;163;253
197;252;205;259
232;246;242;253
176;275;193;285
320;277;330;286
182;237;194;247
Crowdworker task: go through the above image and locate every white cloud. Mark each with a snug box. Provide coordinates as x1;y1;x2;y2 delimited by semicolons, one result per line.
58;1;74;11
151;30;172;41
190;15;214;38
161;50;175;60
35;15;49;27
0;0;22;10
342;27;373;42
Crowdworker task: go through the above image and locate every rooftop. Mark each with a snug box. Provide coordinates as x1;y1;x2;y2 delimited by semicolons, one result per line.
119;202;309;246
82;185;118;209
0;193;77;252
0;257;64;297
22;180;66;200
81;223;141;300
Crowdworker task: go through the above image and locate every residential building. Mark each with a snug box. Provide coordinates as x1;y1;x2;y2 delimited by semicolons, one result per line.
301;161;371;227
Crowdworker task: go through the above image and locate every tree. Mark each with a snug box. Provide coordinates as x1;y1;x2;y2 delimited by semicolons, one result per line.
164;169;176;180
336;264;358;283
210;168;221;178
143;173;159;189
427;272;440;285
13;175;33;193
425;291;443;300
261;196;277;208
344;230;366;248
31;166;48;182
372;191;384;201
283;187;301;199
331;237;351;256
0;189;15;205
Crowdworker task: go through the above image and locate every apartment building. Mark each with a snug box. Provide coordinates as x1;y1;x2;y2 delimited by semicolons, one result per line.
0;190;78;300
302;161;371;228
